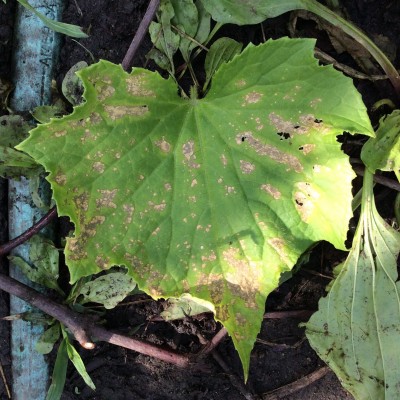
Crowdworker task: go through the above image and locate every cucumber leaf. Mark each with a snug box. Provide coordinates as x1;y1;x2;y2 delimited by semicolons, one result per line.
17;38;373;377
77;271;136;309
304;171;400;399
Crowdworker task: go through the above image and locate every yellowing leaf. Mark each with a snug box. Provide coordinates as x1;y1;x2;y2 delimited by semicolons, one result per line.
17;38;373;377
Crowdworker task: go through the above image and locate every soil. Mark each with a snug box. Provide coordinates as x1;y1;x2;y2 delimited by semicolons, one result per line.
0;0;399;399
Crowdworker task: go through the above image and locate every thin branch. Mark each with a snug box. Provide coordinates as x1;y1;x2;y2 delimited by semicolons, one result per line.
264;310;314;320
0;360;11;399
122;0;160;71
262;366;330;399
314;48;387;81
353;165;400;192
0;270;190;367
197;326;228;356
0;207;57;256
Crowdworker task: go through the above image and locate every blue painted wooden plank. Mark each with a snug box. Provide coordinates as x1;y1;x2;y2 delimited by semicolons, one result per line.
9;1;62;399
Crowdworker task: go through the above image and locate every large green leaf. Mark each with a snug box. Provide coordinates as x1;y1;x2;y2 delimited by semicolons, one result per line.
304;171;400;399
17;38;373;376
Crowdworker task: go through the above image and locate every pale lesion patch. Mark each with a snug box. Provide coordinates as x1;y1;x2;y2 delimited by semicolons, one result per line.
155;137;171;153
182;140;201;169
294;182;320;222
242;91;263;106
148;200;167;212
54;173;67;186
96;189;118;209
222;247;261;308
92;161;105;174
81;129;99;144
220;154;228;167
123;204;134;224
104;105;148;120
97;85;115;101
260;184;281;199
237;131;303;173
235;79;247;88
298;144;316;155
269;112;330;137
240;160;255;174
126;73;155;97
54;130;67;137
96;255;111;270
268;237;291;266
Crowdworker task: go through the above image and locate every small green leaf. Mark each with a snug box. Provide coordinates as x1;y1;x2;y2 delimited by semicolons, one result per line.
0;115;30;147
77;271;136;309
36;323;61;354
46;339;69;400
193;0;211;45
0;146;42;179
148;0;180;74
361;109;400;181
146;47;171;72
171;0;198;38
161;294;214;320
29;175;50;210
63;332;95;390
204;37;242;91
0;115;42;179
304;171;400;399
62;61;88;106
8;235;63;294
17;0;88;38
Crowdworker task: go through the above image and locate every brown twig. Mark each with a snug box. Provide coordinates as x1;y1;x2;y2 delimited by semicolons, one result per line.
199;326;228;355
0;270;190;367
353;164;400;192
0;360;11;399
0;207;57;256
264;310;314;320
261;366;330;399
121;0;160;71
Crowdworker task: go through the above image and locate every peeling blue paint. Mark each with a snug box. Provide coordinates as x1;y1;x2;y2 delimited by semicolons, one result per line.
9;1;62;399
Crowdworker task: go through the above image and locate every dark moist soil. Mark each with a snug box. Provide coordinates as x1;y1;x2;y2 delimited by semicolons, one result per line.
1;0;399;399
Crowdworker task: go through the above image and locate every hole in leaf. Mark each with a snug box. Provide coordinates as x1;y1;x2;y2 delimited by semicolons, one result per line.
277;132;290;140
